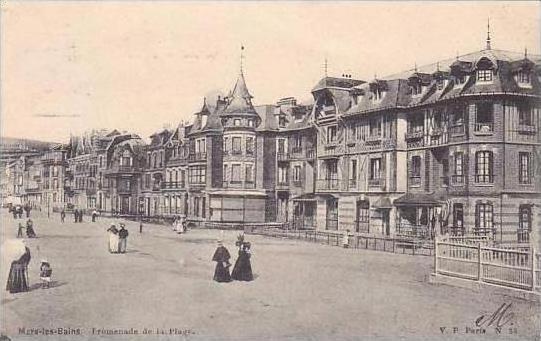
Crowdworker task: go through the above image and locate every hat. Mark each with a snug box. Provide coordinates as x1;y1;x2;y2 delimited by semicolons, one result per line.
119;223;126;228
41;258;48;263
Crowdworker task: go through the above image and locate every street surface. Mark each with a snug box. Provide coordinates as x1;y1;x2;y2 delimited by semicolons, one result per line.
1;210;539;340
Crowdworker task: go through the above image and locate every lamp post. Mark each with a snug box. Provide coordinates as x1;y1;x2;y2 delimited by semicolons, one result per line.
47;194;50;218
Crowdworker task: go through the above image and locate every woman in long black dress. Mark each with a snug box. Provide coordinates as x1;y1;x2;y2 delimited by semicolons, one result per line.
212;241;231;283
6;246;31;293
231;242;253;281
26;219;36;238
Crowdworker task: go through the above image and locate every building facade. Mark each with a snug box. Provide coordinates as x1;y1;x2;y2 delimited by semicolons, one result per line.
3;46;540;248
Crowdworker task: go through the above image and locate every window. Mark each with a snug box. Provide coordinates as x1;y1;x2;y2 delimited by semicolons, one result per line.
452;204;464;230
189;166;206;184
450;105;465;135
455;74;468;86
247;119;254;127
293;165;301;183
518;205;531;243
454;152;464;183
292;135;302;150
234;119;241;126
519;152;532;184
202;197;206;218
245;164;253;183
474;102;493;133
231;164;241;182
436;79;445;91
277;139;285;155
350;159;357;180
518;104;533;126
408;113;424;133
411;83;423;96
372;88;385;101
278;166;288;184
194;197;200;217
369;117;381;137
53;178;58;189
279;116;287;128
232;137;242;155
477;69;493;82
246;137;254;155
99;156;104;168
475;151;493;183
327;126;337;143
370;158;381;180
223;137;229;154
145;174;151;189
52;166;58;177
410;156;421;185
475;203;493;235
516;70;531;85
223;165;228;182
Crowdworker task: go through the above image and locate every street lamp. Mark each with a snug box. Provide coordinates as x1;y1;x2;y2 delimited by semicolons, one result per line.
47;194;50;218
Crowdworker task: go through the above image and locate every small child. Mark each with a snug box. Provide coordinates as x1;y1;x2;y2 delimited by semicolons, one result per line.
40;259;52;289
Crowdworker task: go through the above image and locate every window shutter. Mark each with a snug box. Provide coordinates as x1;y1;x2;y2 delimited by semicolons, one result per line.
489;151;494;178
474;204;479;228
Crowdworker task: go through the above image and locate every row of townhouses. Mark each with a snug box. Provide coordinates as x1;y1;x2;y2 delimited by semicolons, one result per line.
3;46;540;248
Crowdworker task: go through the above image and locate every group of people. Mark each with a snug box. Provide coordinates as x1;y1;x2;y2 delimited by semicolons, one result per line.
212;233;253;283
73;209;84;223
106;223;129;254
172;216;187;234
17;219;37;238
5;241;53;293
9;204;31;219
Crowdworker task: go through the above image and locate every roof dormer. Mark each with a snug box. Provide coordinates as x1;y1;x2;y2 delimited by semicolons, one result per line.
474;57;496;84
368;79;388;102
432;70;450;91
510;55;535;88
408;72;431;96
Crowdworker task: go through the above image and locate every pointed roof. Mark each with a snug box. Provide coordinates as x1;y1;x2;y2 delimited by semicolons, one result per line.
222;72;258;116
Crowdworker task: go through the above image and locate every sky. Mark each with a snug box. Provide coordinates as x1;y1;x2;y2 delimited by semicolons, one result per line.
1;1;540;143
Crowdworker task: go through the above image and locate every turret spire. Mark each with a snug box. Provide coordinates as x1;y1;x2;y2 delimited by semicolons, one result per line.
486;18;492;50
240;45;245;74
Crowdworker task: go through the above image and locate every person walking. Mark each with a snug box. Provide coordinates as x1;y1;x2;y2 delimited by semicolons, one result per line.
212;240;232;283
26;219;36;238
91;209;98;223
73;209;78;223
60;209;65;223
231;234;253;282
17;223;25;238
107;224;119;253
118;224;129;253
5;241;31;293
78;210;83;223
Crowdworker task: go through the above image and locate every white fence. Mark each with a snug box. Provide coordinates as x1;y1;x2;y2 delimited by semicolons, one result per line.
435;236;540;292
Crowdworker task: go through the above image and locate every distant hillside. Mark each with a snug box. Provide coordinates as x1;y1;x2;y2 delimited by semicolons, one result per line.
0;136;60;151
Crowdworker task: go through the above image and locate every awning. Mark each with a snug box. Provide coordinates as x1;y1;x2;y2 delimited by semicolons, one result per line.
208;190;268;197
372;197;393;209
393;193;442;206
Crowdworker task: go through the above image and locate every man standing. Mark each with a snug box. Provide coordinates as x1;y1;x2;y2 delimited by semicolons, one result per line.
118;223;129;253
60;208;65;223
92;209;98;222
73;209;78;223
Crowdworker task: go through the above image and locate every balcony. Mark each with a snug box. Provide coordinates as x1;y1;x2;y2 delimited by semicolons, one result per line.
365;134;382;143
106;165;141;175
276;180;289;190
474;174;494;184
277;153;289;161
223;181;256;189
316;178;340;191
451;175;465;185
409;176;421;187
517;124;537;135
405;130;424;141
448;124;465;136
161;181;185;190
473;122;493;135
368;178;385;188
472;227;494;236
188;152;207;161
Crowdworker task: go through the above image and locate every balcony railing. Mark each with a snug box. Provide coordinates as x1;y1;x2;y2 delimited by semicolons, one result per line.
188;152;207;161
409;176;421;186
474;174;494;184
405;130;424;140
517;124;537;135
277;153;289;161
473;122;493;134
368;178;384;187
161;181;185;189
451;174;465;184
448;124;465;136
431;127;444;136
223;181;256;189
472;227;494;236
365;134;382;143
317;178;340;190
